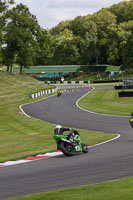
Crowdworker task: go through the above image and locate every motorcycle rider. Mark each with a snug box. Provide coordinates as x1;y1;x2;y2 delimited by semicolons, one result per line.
54;125;74;150
57;91;62;97
54;125;73;135
54;125;80;142
54;125;88;153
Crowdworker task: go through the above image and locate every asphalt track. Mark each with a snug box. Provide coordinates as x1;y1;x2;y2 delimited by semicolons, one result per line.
0;85;133;199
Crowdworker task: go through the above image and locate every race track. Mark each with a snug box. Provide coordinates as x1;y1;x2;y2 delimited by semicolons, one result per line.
0;85;133;200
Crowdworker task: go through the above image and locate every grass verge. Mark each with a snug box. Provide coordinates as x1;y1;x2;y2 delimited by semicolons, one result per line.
6;176;133;200
78;85;133;116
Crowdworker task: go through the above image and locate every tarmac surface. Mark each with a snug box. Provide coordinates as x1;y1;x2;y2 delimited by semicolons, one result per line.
0;85;133;199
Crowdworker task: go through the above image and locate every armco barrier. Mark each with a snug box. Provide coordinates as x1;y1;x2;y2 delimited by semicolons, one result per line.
30;88;57;99
119;91;133;97
46;81;91;84
44;80;121;84
114;85;133;90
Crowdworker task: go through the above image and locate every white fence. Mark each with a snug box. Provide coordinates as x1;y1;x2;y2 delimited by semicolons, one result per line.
30;88;57;99
46;81;91;84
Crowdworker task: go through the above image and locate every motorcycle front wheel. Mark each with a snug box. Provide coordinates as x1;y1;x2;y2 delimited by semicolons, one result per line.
60;142;73;156
82;143;88;153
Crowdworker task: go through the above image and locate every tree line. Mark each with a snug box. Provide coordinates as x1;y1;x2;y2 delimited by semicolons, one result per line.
1;0;133;73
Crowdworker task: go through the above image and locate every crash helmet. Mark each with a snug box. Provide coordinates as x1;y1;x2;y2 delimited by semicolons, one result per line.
55;125;62;129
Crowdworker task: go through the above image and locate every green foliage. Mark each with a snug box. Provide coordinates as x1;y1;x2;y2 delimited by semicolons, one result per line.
2;3;40;71
0;0;15;62
118;20;133;70
33;29;54;65
52;29;80;65
1;0;133;70
50;20;71;36
69;16;98;64
108;0;133;23
47;0;133;68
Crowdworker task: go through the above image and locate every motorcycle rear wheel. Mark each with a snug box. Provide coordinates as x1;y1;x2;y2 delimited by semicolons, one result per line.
60;142;73;156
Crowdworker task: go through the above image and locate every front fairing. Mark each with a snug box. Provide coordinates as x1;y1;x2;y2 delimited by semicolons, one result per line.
73;135;82;152
74;135;81;143
53;135;67;142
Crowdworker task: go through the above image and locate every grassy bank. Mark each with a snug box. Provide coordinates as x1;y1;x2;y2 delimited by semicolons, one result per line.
6;176;133;200
0;72;115;162
78;85;133;116
0;72;55;162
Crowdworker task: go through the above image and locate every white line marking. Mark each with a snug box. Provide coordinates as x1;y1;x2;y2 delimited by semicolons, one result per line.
76;87;130;118
19;105;31;117
89;134;121;148
19;93;57;117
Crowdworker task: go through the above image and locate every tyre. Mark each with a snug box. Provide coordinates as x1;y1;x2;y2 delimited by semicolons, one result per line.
60;142;73;156
82;143;88;153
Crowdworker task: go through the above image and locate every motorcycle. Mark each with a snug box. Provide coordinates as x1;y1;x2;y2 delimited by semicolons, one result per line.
53;129;88;156
57;91;62;97
129;112;133;128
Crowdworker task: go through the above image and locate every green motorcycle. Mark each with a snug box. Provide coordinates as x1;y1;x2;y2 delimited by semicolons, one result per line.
53;129;88;156
129;112;133;128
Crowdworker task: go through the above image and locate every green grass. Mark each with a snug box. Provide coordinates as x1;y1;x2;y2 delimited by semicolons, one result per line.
0;72;56;162
78;86;133;116
94;85;114;89
6;176;133;200
0;72;54;105
0;72;115;162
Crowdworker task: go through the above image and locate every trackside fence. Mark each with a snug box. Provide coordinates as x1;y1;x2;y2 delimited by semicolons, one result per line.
45;81;91;84
44;80;120;84
30;88;57;99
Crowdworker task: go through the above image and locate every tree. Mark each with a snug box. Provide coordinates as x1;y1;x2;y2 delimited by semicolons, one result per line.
109;0;133;24
91;10;117;64
76;20;98;64
0;0;14;64
65;16;98;64
3;3;40;73
118;20;133;70
50;20;70;36
33;28;54;65
52;29;80;65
